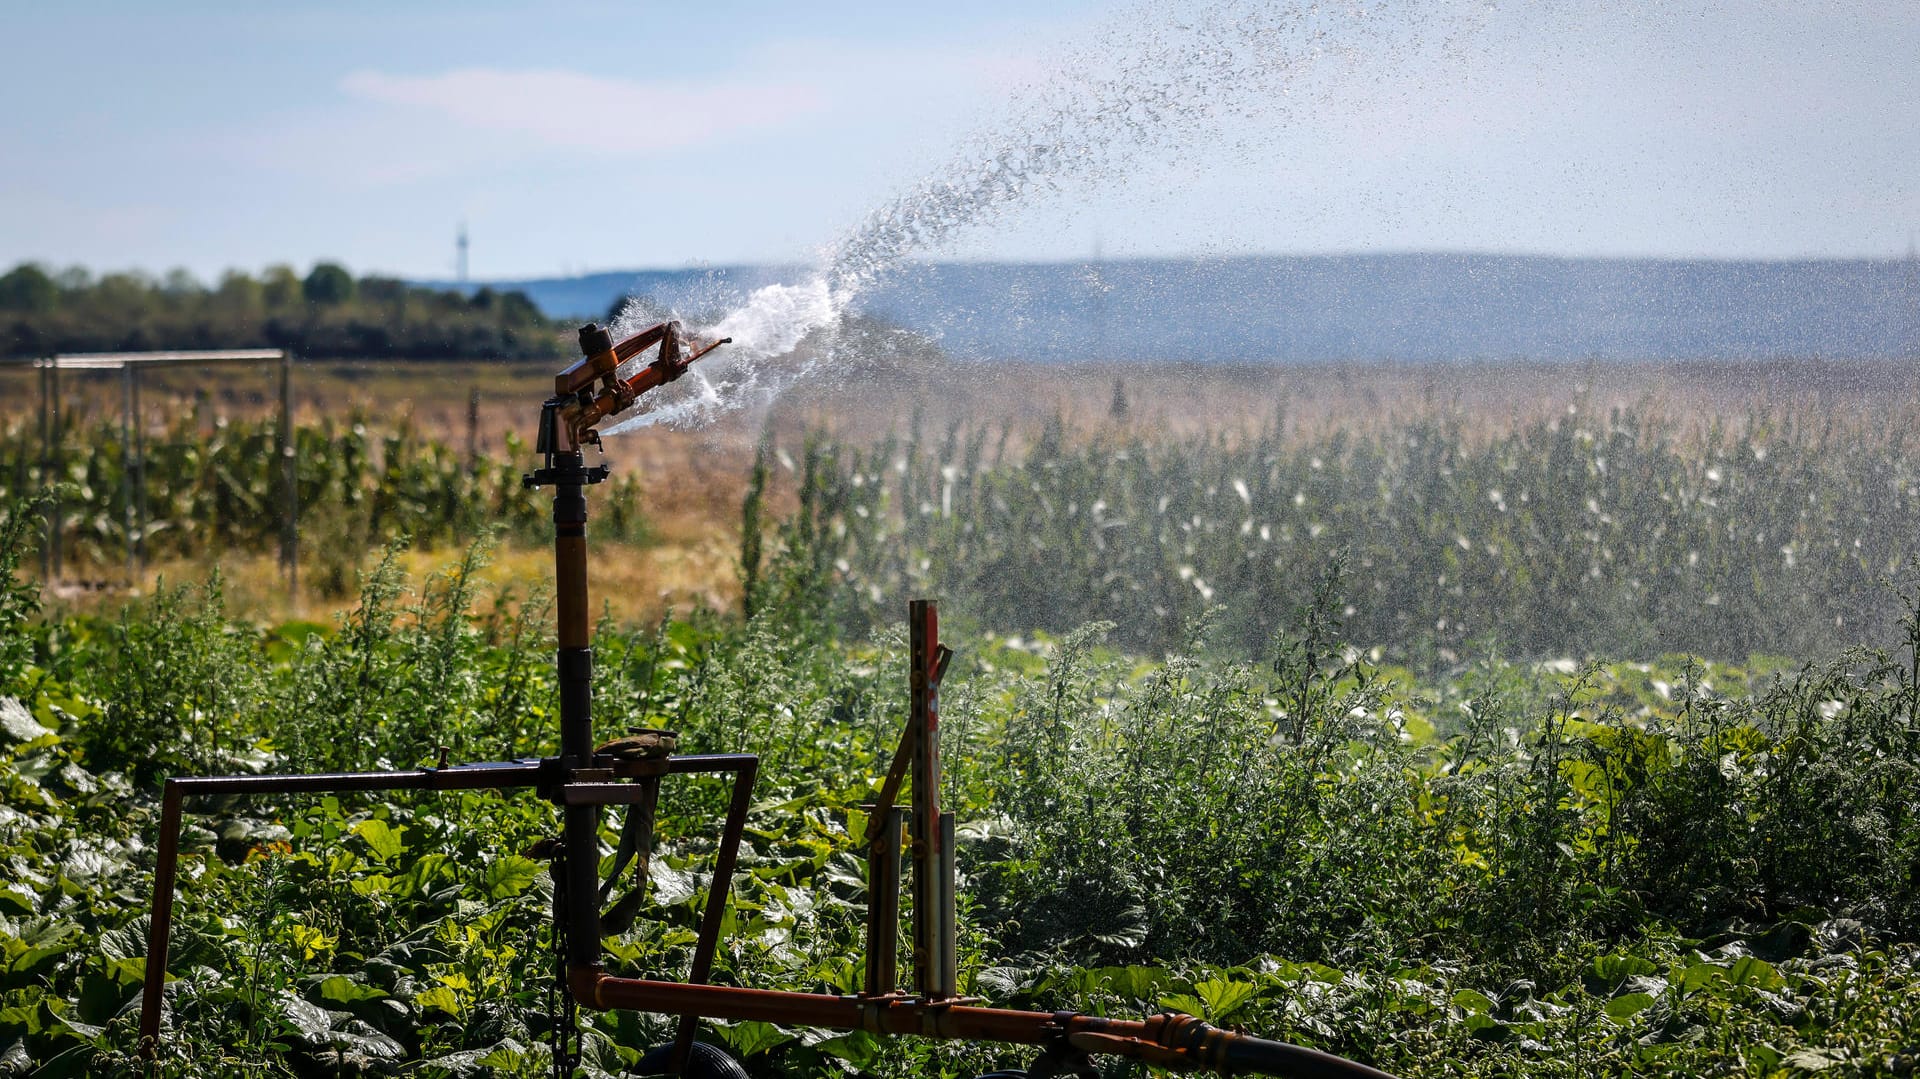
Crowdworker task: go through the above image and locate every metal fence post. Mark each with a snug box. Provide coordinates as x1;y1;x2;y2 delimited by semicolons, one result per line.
279;351;298;600
131;365;147;573
37;358;50;581
47;357;61;580
121;364;135;577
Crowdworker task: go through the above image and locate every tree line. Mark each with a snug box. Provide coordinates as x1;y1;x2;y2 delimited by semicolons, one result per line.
0;261;565;360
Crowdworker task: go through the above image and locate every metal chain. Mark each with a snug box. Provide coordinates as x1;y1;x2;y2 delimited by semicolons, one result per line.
548;840;581;1079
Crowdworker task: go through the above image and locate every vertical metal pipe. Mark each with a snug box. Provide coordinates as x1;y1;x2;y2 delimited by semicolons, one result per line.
937;811;957;998
48;358;61;579
864;806;905;996
552;454;601;970
37;359;49;581
131;368;147;573
279;351;297;599
121;364;134;577
908;599;948;997
139;781;184;1057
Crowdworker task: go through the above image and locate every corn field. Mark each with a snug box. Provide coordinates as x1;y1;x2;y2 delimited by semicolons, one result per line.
758;400;1920;662
0;413;649;595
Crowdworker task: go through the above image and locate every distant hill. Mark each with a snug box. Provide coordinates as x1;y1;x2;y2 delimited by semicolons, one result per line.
421;253;1920;363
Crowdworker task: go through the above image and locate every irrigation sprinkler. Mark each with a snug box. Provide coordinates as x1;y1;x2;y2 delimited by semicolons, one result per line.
140;321;1397;1079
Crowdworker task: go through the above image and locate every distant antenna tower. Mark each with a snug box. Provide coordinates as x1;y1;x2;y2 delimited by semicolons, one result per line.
456;223;470;284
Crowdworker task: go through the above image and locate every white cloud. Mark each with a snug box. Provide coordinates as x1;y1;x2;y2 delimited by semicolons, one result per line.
339;67;830;153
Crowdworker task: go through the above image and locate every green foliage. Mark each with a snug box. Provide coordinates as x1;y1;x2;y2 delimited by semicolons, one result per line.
4;453;1920;1075
0;491;51;686
87;574;264;784
0;264;57;315
773;404;1920;664
1;414;651;580
300;263;355;307
0;260;562;360
739;437;770;620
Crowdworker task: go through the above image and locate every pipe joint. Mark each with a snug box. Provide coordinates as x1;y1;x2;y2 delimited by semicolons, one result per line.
553;489;588;525
558;647;593;683
569;964;606;1010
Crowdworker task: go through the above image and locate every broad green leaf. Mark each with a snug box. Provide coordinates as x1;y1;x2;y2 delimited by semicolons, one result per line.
974;966;1029;999
1727;956;1783;990
275;993;337;1041
0;698;49;744
313;975;388;1006
394;852;451;898
103;958;145;988
476;1040;533;1068
1604;992;1656;1021
480;855;542;900
650;860;699;906
1158;992;1209;1018
719;1019;792;1057
1591;954;1657;983
1451;989;1496;1015
25;1043;92;1079
1675;963;1726;996
1090;905;1148;949
350;873;394;898
1463;1012;1508;1040
809;1029;882;1067
286;924;336;961
96;924;148;962
420;1048;489;1076
1194;978;1259;1021
414;986;462;1017
326;1024;404;1060
6;920;83;976
352;819;406;862
1300;962;1345;984
1104;965;1169;1002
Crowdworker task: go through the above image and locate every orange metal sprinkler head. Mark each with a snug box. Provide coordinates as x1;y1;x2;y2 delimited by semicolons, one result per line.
554;320;729;445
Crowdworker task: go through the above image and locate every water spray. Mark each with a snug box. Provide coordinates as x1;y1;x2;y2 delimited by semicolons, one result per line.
598;0;1456;434
139;328;1398;1079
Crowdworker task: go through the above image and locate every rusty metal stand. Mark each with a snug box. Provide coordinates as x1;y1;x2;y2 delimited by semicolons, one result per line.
908;601;956;998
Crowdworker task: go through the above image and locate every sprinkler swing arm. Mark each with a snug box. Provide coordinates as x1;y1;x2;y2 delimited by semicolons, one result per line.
547;319;732;452
140;322;1397;1079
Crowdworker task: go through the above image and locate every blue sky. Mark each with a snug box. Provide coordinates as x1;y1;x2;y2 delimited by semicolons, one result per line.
2;1;1915;281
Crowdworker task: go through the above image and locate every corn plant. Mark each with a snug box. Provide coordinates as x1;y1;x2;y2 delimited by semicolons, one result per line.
767;401;1920;664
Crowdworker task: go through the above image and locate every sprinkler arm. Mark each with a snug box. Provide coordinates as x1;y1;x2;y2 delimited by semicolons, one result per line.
553;320;730;446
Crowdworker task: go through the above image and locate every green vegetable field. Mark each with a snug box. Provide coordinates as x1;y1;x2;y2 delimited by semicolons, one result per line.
2;398;1918;1078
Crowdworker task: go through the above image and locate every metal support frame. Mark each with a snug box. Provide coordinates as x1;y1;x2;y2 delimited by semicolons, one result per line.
7;349;293;590
136;324;1398;1079
863;805;906;996
140;762;547;1053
